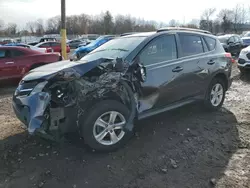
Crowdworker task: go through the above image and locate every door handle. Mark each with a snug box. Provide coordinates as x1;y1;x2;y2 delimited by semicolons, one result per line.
172;66;183;72
207;60;215;65
5;62;14;64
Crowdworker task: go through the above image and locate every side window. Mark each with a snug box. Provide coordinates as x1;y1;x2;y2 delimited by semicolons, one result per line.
204;36;216;51
0;50;6;58
179;34;204;57
40;43;50;47
51;42;59;47
228;37;234;43
11;50;25;57
139;35;177;66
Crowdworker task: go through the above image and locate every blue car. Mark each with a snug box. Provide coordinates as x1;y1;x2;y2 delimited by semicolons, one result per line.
71;35;115;60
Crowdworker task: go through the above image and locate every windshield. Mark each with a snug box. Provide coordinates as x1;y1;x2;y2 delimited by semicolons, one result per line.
80;36;146;62
218;36;228;43
243;32;250;37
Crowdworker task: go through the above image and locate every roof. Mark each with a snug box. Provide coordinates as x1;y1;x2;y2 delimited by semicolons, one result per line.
157;27;212;34
122;32;156;37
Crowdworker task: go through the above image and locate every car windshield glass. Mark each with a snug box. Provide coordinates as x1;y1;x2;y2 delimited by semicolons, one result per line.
218;37;228;43
243;32;250;37
80;36;146;62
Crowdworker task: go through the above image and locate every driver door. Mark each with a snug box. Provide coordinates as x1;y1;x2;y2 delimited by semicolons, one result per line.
136;34;180;114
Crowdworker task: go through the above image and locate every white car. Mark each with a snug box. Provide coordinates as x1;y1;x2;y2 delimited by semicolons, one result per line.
6;43;47;53
238;46;250;73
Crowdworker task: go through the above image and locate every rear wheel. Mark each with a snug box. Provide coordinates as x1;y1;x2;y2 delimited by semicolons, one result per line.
204;78;226;111
80;100;133;152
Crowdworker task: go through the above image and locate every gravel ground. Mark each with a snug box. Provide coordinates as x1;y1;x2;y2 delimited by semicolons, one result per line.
1;64;250;188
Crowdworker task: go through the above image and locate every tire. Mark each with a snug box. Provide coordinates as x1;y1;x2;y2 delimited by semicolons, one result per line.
204;77;226;111
80;100;133;152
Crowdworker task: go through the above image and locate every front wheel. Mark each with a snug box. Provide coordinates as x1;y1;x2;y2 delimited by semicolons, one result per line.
80;100;133;152
204;78;226;111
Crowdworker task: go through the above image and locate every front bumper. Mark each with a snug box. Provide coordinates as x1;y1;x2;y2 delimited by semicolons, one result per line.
12;92;51;134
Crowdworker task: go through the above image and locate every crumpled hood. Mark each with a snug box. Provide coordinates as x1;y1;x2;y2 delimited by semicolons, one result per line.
22;58;110;81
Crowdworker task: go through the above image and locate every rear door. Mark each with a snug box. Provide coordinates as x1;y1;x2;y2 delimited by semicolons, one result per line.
175;33;207;99
0;49;20;81
136;34;182;113
50;42;61;52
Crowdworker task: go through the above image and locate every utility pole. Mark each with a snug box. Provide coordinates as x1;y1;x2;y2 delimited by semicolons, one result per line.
61;0;67;59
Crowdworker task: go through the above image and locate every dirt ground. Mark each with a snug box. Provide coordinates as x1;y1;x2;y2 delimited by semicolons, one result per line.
1;65;250;188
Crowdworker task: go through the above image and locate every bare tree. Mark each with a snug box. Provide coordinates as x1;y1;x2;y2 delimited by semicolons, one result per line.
102;11;114;34
201;8;216;32
5;23;17;36
169;19;178;27
26;21;36;34
35;19;44;36
46;16;60;34
217;9;233;33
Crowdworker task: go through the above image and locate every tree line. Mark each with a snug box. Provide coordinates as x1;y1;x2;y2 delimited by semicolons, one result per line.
1;4;250;37
0;11;158;37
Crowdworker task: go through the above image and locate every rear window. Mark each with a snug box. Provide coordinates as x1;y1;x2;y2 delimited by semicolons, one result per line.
12;50;25;57
204;37;216;51
179;34;204;57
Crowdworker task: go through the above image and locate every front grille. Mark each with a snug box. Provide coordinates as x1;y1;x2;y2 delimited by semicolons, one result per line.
246;53;250;60
15;81;37;96
238;58;246;64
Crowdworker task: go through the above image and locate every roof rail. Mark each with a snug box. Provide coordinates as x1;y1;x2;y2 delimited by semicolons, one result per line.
120;32;139;36
157;27;212;34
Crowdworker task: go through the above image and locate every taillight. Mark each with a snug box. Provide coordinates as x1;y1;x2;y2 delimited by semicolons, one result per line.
225;53;235;63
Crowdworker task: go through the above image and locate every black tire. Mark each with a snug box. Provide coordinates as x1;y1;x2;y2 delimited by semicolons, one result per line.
204;77;226;111
80;100;133;152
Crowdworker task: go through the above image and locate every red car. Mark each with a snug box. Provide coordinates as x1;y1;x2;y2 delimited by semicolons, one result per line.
35;42;70;53
0;46;62;83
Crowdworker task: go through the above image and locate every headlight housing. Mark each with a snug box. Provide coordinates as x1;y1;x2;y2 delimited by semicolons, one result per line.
30;81;48;95
240;48;249;54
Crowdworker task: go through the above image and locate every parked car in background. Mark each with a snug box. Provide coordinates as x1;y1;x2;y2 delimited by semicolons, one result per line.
0;39;15;45
238;45;250;73
217;34;243;56
35;41;70;53
28;37;57;46
0;46;62;83
241;31;250;47
13;28;234;152
67;39;87;49
4;43;47;53
71;35;115;60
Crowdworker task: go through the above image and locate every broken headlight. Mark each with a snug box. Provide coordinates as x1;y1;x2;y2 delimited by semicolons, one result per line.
30;81;48;95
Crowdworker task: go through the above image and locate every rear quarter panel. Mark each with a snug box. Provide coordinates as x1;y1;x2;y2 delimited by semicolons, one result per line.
24;53;60;70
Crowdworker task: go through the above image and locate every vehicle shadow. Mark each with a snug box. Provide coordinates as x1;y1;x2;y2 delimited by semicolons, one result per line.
0;103;241;188
239;72;250;83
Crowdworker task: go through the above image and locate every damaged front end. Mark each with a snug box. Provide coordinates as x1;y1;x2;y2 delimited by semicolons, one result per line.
12;58;146;141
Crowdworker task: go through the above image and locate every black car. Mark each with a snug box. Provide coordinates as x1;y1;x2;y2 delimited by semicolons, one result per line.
67;39;87;49
218;34;243;56
13;28;233;151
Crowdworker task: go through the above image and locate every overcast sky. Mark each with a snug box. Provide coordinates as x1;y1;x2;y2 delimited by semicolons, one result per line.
1;0;250;28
